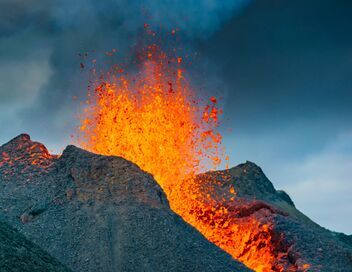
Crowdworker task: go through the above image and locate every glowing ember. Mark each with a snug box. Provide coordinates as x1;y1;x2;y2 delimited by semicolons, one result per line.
78;34;281;271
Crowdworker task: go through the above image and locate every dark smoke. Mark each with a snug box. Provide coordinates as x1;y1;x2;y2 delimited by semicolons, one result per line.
0;0;250;148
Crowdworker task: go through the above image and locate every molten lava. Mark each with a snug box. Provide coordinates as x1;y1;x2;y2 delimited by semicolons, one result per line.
79;44;223;192
78;39;288;271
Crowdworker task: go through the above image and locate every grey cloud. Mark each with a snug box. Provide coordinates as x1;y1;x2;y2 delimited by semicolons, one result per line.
0;0;250;146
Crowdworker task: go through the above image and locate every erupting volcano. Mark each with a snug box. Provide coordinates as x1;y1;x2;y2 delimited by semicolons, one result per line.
3;1;352;272
77;33;290;272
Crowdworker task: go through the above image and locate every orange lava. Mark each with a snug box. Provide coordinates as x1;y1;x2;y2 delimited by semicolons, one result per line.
78;44;223;192
78;37;278;271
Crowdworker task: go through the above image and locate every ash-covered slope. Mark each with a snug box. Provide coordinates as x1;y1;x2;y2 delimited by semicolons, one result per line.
0;134;249;272
196;161;352;271
0;220;70;272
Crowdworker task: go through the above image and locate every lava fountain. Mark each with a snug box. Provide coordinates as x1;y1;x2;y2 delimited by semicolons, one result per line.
78;43;224;193
78;32;279;272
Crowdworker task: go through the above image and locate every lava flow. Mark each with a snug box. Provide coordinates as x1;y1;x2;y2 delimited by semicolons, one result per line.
78;36;280;271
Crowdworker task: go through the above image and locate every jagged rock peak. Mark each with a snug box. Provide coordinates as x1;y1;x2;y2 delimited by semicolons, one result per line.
0;133;50;156
10;133;31;142
60;144;149;175
61;144;95;158
56;144;169;210
0;134;54;178
229;160;277;196
236;160;266;174
1;133;30;148
232;161;295;206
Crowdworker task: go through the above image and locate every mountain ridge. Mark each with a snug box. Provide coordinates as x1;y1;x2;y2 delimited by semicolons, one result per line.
1;134;352;271
0;134;250;272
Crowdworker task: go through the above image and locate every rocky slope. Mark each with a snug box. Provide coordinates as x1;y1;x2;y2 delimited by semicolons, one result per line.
0;134;249;272
1;134;351;272
192;161;352;271
0;219;70;272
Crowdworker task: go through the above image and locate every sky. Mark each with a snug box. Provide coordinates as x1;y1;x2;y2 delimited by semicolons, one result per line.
0;0;351;234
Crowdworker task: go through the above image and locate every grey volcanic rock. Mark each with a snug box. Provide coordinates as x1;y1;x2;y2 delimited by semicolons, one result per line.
197;161;352;271
0;220;70;272
0;135;250;272
216;161;295;206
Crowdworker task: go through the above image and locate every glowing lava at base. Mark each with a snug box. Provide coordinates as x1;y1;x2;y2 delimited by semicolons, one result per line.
78;42;283;271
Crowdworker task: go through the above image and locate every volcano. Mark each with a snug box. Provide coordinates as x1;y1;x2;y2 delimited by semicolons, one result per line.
0;134;351;272
0;134;248;272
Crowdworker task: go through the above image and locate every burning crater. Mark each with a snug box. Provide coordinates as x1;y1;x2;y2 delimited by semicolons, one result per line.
76;38;308;271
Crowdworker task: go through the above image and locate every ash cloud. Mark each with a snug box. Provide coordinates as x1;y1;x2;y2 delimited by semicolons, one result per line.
0;0;250;148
